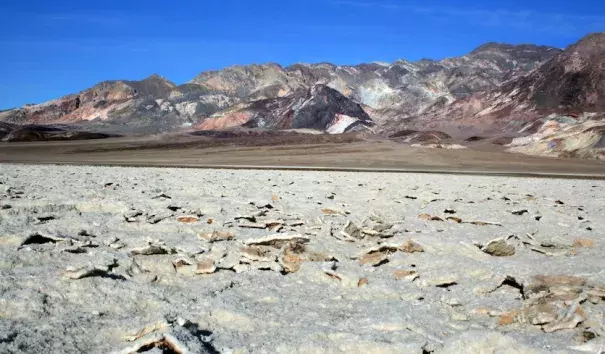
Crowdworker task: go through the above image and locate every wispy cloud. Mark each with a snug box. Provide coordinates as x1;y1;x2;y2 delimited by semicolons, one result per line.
330;0;605;35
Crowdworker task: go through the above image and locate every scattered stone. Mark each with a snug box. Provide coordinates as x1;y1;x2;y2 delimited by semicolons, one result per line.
342;221;362;239
361;228;380;236
147;212;172;224
217;252;240;270
256;202;274;210
572;238;595;248
237;222;266;229
393;270;419;282
152;193;171;200
245;234;309;248
359;252;388;266
198;231;235;242
467;220;502;226
118;317;215;354
207;218;214;224
419;214;443;221
63;259;120;280
78;229;94;237
265;220;284;232
357;277;369;287
324;270;343;281
36;215;56;223
419;275;458;288
241;246;277;263
481;238;516;257
574;330;597;343
195;259;216;275
444;208;456;214
172;258;193;268
446;216;463;223
524;275;586;300
321;207;345;216
555;200;565;205
234;215;256;222
279;253;302;273
497;311;518;326
400;240;424;253
130;242;176;256
124;209;143;222
512;209;529;215
176;215;199;223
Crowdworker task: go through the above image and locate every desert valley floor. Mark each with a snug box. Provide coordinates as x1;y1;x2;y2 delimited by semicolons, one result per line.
2;135;605;177
1;164;605;353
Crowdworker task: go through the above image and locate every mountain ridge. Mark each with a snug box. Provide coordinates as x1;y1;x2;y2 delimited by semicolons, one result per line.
3;36;600;137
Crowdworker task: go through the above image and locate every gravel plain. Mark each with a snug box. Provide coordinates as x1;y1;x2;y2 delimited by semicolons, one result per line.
1;164;605;353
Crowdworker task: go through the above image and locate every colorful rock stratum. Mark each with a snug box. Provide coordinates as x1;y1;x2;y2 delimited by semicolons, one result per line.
2;33;605;159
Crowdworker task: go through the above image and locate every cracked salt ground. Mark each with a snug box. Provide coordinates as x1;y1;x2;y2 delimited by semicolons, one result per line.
1;165;605;353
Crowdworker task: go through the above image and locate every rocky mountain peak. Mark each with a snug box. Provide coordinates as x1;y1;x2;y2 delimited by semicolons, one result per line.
1;34;600;136
469;42;562;62
566;32;605;56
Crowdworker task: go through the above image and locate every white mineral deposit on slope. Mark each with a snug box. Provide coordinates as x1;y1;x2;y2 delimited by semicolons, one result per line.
326;114;360;134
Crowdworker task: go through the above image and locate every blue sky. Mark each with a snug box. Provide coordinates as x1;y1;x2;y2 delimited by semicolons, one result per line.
1;0;604;109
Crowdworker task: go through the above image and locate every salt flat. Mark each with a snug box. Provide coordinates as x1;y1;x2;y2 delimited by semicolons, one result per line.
1;164;604;353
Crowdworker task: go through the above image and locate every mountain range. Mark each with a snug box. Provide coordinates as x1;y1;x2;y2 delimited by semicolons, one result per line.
1;33;604;155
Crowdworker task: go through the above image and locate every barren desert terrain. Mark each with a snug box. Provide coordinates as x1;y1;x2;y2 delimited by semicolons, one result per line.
1;164;605;353
1;134;605;177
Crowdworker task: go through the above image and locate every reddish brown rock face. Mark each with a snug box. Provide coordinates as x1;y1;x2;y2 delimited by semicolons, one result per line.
196;111;252;130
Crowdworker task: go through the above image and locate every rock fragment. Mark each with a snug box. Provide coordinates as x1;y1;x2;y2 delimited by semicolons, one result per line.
234;215;256;222
244;234;309;248
198;231;235;242
195;259;216;275
572;238;595;248
419;275;458;288
130;242;176;256
359;252;388;266
124;209;143;222
342;221;362;239
241;246;277;263
63;259;120;280
321;208;345;216
400;240;424;253
393;270;419;281
419;214;443;221
237;222;267;229
176;215;199;223
147;212;172;224
467;220;502;226
481;238;516;257
118;317;215;354
446;216;463;223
